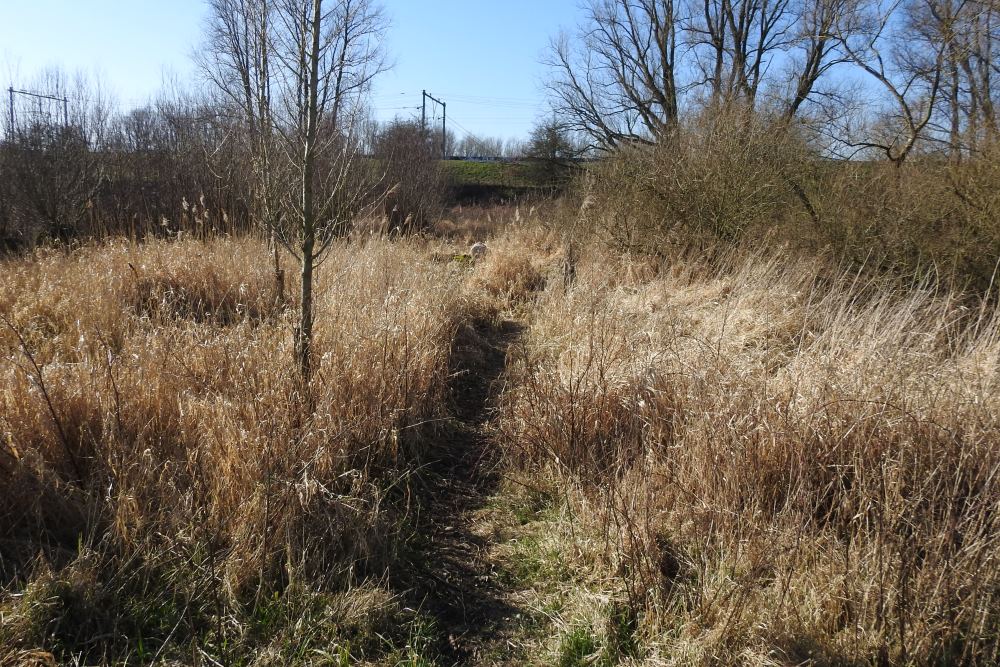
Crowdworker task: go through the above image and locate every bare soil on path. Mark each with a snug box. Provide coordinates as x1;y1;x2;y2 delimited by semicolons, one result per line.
397;318;531;666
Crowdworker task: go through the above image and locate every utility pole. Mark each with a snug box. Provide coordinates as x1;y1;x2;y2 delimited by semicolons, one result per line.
7;87;13;139
421;90;447;158
7;87;71;133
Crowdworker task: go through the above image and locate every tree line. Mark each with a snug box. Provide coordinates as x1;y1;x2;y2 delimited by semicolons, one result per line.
547;0;1000;161
545;0;1000;297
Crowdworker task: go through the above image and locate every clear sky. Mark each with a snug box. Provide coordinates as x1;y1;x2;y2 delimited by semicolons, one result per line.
0;0;582;141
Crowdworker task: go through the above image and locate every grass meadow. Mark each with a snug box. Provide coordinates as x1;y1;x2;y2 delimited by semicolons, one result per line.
1;209;998;665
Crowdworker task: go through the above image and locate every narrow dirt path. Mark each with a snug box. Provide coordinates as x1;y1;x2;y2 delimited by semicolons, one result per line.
401;317;527;665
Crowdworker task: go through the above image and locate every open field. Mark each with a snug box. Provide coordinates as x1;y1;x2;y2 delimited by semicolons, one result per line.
440;161;564;204
440;160;540;188
1;214;998;665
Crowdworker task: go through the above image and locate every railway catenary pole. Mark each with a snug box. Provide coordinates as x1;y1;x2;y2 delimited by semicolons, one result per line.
7;87;71;133
421;90;446;158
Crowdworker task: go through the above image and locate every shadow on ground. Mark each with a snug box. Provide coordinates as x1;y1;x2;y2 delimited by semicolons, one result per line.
393;318;528;665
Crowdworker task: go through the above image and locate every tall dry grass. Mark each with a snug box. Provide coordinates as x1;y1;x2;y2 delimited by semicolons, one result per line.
500;243;1000;664
3;215;997;664
0;235;474;663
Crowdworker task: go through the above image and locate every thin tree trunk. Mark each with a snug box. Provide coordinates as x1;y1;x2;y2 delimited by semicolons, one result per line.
296;0;323;381
298;236;314;379
948;37;962;159
272;231;284;304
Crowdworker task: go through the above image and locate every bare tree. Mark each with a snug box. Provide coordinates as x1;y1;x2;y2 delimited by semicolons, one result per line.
454;134;506;157
962;1;998;146
526;118;587;184
917;0;998;155
545;0;680;147
201;0;388;379
686;0;799;109
201;0;287;294
829;0;959;164
547;0;854;149
782;0;853;120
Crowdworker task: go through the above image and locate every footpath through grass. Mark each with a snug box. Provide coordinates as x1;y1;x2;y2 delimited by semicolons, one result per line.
3;221;999;665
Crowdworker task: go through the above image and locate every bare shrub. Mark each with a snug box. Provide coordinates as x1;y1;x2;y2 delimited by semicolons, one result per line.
805;151;1000;292
3;123;102;245
584;108;1000;292
373;120;447;233
587;109;811;252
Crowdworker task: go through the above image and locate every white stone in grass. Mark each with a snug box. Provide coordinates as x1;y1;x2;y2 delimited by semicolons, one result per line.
470;242;488;260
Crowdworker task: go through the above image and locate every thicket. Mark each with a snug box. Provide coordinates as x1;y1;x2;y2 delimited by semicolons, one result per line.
584;110;1000;293
0;94;258;252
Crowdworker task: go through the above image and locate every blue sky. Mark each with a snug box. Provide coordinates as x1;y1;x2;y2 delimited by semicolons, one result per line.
0;0;582;141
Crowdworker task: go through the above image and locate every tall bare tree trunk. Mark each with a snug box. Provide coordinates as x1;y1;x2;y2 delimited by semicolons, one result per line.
297;0;323;381
949;52;962;159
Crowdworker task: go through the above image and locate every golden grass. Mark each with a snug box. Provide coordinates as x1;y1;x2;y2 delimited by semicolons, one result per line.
0;235;475;663
500;241;1000;664
2;221;998;664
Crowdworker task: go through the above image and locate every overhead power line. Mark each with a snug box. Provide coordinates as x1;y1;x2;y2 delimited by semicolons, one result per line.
421;90;446;158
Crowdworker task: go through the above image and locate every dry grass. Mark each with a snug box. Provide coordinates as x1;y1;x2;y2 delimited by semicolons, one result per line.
431;201;558;245
500;241;1000;664
2;219;998;665
0;235;477;663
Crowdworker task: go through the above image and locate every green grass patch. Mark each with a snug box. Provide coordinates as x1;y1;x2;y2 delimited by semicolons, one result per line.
441;160;529;187
1;554;443;667
555;606;640;667
558;626;599;666
440;160;563;189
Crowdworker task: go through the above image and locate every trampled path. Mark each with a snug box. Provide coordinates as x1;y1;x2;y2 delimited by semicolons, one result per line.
401;317;528;665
